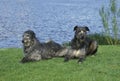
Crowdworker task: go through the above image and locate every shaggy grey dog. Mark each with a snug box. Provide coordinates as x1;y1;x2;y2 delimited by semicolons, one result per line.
71;26;98;56
21;30;63;63
57;26;98;63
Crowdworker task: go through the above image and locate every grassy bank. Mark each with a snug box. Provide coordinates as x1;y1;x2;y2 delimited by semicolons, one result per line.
0;46;120;81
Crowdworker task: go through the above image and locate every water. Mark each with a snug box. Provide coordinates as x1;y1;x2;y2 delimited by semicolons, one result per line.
0;0;113;48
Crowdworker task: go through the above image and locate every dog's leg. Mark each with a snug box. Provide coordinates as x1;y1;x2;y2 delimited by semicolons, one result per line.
64;54;71;62
55;48;69;57
87;41;98;56
63;48;72;62
20;57;36;63
92;47;98;56
20;57;29;63
77;55;86;63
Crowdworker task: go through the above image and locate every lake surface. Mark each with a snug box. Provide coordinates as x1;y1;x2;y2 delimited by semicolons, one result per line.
0;0;117;48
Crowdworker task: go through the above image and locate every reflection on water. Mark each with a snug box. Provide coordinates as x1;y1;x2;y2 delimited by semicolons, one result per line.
0;0;110;48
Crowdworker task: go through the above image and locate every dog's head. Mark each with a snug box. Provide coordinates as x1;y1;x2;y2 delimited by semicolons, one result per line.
73;26;89;41
22;30;36;47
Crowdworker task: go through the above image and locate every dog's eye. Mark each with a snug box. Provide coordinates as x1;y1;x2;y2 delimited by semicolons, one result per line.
23;34;30;38
26;34;30;37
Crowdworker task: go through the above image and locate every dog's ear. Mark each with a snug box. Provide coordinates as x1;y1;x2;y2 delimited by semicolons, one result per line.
28;30;36;38
22;40;24;43
74;26;78;31
84;26;90;31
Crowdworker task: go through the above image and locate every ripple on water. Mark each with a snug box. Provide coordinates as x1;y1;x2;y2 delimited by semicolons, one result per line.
0;0;110;48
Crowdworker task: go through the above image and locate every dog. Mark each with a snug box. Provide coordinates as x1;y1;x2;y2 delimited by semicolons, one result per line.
63;26;98;63
71;26;98;55
21;30;63;63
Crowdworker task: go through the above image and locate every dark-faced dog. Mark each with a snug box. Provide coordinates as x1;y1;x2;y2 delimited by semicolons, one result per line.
64;26;98;63
21;30;63;63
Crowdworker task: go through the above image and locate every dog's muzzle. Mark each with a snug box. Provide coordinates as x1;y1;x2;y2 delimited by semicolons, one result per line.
80;35;85;40
22;38;31;47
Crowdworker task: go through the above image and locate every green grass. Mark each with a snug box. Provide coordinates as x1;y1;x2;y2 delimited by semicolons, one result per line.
0;46;120;81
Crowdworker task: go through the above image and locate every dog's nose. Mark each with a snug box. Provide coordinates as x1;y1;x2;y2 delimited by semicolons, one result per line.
81;36;84;39
22;39;28;43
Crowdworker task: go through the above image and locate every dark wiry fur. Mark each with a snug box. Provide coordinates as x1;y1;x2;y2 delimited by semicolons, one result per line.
64;26;98;63
57;47;86;63
21;30;62;63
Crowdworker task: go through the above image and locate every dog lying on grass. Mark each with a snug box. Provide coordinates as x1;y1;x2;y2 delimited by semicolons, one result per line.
71;26;98;55
21;30;63;63
57;26;98;63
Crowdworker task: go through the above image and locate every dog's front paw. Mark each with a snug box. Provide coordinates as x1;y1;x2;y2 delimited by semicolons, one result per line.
78;58;84;63
20;57;28;63
64;57;69;62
